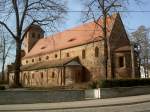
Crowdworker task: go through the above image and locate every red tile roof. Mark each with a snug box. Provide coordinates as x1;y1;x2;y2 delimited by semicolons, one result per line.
24;14;118;59
21;57;80;71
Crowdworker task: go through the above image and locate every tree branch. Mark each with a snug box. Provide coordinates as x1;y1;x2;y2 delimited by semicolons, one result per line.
21;20;36;42
12;0;20;36
0;21;16;39
20;0;29;32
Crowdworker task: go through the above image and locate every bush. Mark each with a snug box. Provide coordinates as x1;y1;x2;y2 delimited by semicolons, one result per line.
89;78;150;88
89;81;99;89
98;79;150;88
0;86;5;90
0;80;8;84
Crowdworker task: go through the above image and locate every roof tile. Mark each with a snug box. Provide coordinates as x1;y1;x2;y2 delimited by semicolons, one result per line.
24;14;117;58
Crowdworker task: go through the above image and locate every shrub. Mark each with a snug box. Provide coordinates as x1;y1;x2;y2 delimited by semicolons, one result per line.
0;86;5;90
0;80;8;84
88;81;99;89
98;78;150;88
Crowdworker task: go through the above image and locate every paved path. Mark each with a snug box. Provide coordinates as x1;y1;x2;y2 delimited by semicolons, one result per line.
1;94;150;111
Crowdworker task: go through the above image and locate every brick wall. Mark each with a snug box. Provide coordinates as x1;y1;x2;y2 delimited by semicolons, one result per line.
21;40;106;87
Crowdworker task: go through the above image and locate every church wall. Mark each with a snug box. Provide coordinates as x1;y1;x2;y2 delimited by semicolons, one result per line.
20;68;63;87
60;41;106;80
21;40;106;87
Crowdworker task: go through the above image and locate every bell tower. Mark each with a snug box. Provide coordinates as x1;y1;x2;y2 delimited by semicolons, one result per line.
23;24;44;54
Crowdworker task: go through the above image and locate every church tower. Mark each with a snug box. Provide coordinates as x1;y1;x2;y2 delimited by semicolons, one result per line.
23;24;44;54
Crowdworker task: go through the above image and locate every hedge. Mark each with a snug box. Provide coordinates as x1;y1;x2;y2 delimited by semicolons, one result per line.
89;78;150;89
0;86;5;90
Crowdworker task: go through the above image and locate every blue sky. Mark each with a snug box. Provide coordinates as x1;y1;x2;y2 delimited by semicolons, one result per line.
3;0;150;67
64;0;150;34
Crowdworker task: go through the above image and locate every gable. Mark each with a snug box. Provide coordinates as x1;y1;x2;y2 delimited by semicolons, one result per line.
65;60;82;66
109;14;130;50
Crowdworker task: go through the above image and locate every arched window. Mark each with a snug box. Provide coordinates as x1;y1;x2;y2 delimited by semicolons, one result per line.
26;60;28;64
32;59;34;62
95;47;99;57
82;50;86;59
46;56;49;60
118;56;125;68
39;57;41;61
41;72;43;79
66;53;69;57
32;74;34;79
52;72;55;78
55;54;58;58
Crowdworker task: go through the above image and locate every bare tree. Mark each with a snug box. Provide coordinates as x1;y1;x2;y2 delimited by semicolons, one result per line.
0;28;14;82
131;26;150;78
0;0;67;86
82;0;141;79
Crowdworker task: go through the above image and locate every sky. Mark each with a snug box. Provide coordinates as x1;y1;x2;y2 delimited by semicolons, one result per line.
3;0;150;68
64;0;150;34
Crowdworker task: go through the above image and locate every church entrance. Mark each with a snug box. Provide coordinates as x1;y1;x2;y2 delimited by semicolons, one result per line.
65;66;83;85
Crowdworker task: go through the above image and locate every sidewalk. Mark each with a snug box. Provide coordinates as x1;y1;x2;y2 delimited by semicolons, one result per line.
0;94;150;111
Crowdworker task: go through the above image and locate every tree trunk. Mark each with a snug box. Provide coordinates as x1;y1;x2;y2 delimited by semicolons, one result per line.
144;58;147;78
131;45;135;78
14;40;22;87
1;37;6;82
103;11;108;79
1;49;5;81
1;60;5;81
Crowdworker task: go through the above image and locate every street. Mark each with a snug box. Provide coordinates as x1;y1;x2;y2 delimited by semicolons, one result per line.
1;94;150;112
47;102;150;112
4;101;150;112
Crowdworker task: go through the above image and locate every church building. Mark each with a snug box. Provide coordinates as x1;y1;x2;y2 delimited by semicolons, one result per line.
8;13;140;88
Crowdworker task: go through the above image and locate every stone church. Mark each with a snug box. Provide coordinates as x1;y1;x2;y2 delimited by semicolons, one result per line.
8;13;139;88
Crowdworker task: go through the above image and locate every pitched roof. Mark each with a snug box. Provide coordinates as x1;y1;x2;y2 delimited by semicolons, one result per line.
21;57;81;71
24;14;118;59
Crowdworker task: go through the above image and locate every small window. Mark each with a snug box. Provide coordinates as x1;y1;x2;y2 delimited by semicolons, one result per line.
46;56;49;60
39;57;41;61
95;47;99;57
52;72;55;78
66;53;69;57
26;60;28;64
32;59;34;62
68;38;76;42
32;32;35;38
82;50;86;59
119;56;124;67
41;72;43;79
41;46;46;49
55;54;57;58
32;74;34;79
